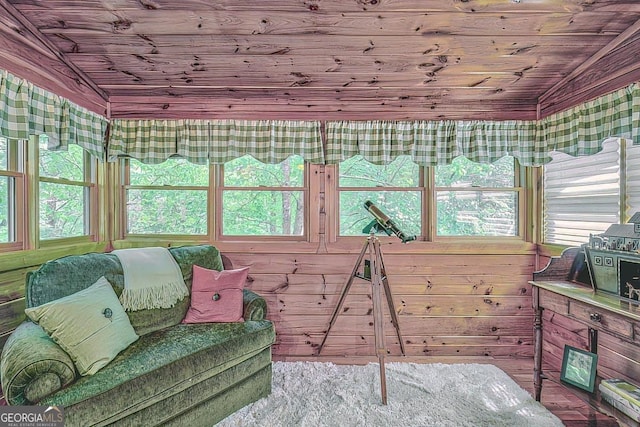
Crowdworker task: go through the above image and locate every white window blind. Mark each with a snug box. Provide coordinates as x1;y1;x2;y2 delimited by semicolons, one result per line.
543;138;621;246
626;142;640;217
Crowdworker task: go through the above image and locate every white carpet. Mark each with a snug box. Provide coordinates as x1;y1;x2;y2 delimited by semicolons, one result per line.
217;361;564;427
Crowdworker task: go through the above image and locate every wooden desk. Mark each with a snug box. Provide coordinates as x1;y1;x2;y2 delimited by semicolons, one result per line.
531;247;640;425
530;280;640;401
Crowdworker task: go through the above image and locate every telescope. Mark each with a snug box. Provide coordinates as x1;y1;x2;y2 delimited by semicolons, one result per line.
363;200;416;243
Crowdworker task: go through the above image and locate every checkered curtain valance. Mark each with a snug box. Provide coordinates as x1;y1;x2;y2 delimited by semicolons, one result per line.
540;83;640;158
108;119;211;164
325;120;547;166
108;119;324;165
326;83;640;167
0;70;108;160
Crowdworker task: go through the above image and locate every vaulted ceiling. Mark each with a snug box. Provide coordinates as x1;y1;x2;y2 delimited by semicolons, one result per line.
1;0;640;121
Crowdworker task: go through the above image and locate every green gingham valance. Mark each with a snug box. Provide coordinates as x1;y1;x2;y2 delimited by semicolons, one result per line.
325;120;546;166
326;83;640;167
108;83;639;167
108;119;324;165
0;70;108;160
210;119;323;164
108;119;211;164
539;83;640;157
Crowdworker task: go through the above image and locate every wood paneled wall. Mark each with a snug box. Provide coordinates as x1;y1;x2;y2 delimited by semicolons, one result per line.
0;240;537;360
0;243;107;347
223;241;537;359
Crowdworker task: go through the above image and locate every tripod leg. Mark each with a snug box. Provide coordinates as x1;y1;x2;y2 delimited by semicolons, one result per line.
375;243;406;356
370;238;388;405
317;240;369;355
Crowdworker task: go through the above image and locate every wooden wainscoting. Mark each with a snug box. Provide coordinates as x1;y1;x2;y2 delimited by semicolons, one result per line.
0;242;108;348
223;240;537;359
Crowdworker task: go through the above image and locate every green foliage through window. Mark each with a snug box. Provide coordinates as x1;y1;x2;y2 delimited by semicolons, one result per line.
130;158;209;186
340;191;420;237
223;191;304;235
221;156;305;237
436;156;518;237
39;182;86;239
0;138;8;242
127;189;207;234
339;155;518;238
0;177;9;243
126;159;209;235
39;141;90;240
339;156;421;237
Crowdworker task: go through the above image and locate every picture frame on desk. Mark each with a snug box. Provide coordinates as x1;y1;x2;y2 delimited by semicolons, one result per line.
560;345;598;393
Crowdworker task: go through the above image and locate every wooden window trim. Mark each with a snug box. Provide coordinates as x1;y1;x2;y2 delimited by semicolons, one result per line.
215;160;310;242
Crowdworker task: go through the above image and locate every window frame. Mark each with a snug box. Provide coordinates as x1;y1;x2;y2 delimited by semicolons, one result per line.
335;156;525;242
37;142;97;246
215;156;310;241
0;138;25;251
119;158;212;240
431;157;525;240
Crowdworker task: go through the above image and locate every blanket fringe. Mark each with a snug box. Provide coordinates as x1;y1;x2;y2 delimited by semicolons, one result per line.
119;281;189;311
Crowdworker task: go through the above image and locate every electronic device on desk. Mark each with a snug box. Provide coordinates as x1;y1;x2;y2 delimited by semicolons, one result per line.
584;212;640;303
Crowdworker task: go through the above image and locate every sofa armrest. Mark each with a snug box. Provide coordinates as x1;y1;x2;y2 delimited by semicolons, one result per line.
243;289;268;321
0;321;77;405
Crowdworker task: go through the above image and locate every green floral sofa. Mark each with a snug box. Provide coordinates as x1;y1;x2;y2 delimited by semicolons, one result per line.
0;245;275;426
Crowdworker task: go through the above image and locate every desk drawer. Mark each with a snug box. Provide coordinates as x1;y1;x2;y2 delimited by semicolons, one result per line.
538;289;569;314
568;300;634;339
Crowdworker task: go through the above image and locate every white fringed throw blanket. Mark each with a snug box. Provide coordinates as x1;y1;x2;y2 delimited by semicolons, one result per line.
113;247;189;311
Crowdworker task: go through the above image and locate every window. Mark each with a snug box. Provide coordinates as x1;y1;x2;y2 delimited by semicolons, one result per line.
337;155;520;240
219;155;305;237
435;156;520;237
338;155;422;237
0;137;23;246
124;158;209;235
543;138;640;245
38;139;94;240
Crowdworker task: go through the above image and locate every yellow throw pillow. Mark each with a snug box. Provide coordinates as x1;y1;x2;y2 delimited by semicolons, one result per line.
25;276;139;376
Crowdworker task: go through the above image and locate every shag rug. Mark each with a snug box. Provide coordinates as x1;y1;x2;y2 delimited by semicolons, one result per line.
217;361;564;427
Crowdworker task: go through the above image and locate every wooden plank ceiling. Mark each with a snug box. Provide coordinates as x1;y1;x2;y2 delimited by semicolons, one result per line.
2;0;640;120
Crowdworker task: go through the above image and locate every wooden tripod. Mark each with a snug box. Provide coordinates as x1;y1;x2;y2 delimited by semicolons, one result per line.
317;231;405;405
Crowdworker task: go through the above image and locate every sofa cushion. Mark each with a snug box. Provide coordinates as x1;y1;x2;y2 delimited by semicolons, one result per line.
169;245;225;281
25;277;139;376
0;322;77;405
183;266;248;323
40;321;275;425
25;245;225;337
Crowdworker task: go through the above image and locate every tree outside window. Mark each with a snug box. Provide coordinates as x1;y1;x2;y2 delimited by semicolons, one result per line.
125;158;209;235
220;155;305;237
39;138;92;240
338;155;421;238
338;155;519;239
435;156;519;237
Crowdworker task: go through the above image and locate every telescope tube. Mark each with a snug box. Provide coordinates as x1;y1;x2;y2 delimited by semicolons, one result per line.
364;200;416;243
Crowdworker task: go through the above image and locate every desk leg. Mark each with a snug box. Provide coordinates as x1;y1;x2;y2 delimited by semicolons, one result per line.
533;286;543;402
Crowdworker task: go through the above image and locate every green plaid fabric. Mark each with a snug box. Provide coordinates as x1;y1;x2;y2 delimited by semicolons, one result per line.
62;102;109;160
109;119;211;164
209;120;323;164
109;119;324;165
327;84;640;167
0;70;107;160
326;120;543;166
0;70;30;140
539;83;640;157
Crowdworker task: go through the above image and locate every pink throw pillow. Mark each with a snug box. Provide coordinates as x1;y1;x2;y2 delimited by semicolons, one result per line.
182;266;249;323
